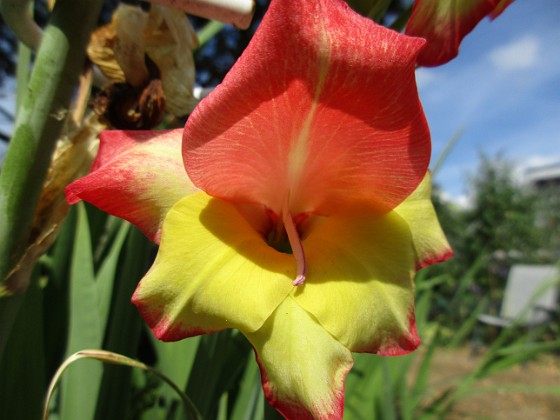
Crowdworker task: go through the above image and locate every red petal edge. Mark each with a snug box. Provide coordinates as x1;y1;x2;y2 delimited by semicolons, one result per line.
131;288;220;342
356;310;421;356
66;129;191;243
406;0;514;67
254;349;352;420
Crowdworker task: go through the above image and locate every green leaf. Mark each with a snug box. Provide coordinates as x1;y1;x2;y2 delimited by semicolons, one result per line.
0;275;45;419
95;226;151;420
60;202;103;420
186;331;251;419
230;355;264;420
43;206;76;381
95;220;130;332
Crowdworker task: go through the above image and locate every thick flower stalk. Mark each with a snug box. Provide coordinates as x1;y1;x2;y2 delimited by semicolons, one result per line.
406;0;514;67
67;0;452;417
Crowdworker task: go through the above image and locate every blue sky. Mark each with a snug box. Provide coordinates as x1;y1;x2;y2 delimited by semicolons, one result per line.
416;0;560;205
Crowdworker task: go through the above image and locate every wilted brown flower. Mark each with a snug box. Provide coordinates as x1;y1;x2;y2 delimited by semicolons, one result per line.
87;3;198;129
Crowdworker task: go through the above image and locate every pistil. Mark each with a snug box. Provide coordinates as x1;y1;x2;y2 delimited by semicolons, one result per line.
282;201;307;286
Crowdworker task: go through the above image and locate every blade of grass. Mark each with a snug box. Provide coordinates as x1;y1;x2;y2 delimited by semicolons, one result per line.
60;202;103;420
379;359;398;420
447;296;488;348
186;331;251;419
43;205;76;378
95;226;150;420
0;273;45;419
230;355;264;420
196;20;225;49
45;350;201;420
430;128;464;178
95;220;131;332
405;327;442;419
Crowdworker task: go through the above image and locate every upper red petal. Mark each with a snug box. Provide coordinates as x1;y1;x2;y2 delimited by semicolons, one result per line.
406;0;514;67
183;0;430;215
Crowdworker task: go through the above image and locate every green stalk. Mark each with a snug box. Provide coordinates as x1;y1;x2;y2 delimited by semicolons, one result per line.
196;20;225;49
0;0;103;358
0;0;103;285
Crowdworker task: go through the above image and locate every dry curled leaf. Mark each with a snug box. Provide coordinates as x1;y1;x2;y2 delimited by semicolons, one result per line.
4;114;105;293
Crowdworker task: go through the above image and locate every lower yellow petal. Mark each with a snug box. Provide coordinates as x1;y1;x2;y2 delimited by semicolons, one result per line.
132;192;294;340
245;297;353;420
394;172;453;269
295;209;419;355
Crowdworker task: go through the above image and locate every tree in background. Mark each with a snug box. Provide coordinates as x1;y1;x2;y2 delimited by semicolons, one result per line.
458;155;541;298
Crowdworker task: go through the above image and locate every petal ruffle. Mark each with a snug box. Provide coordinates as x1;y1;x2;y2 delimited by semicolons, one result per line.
394;172;453;269
406;0;514;67
295;208;420;355
132;193;294;341
65;129;195;243
183;0;430;215
245;297;353;420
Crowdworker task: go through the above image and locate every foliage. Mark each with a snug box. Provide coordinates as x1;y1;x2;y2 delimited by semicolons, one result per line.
463;155;541;268
534;184;560;261
426;154;560;339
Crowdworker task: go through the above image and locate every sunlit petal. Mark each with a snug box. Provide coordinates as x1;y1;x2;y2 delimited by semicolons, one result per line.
245;297;353;420
394;172;453;269
295;208;420;355
132;193;294;340
183;0;430;215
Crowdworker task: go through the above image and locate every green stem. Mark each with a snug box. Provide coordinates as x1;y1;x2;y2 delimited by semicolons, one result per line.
390;4;413;32
0;0;103;286
0;0;103;358
196;20;225;50
0;0;43;50
14;1;33;114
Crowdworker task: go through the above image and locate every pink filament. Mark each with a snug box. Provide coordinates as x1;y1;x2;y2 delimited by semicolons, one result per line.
282;201;307;286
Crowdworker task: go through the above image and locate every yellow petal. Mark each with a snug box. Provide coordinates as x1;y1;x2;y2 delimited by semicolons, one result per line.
295;209;420;355
245;297;353;420
132;192;294;340
394;172;453;269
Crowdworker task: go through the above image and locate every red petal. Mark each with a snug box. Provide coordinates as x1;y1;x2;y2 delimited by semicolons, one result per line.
406;0;514;67
490;0;514;19
66;129;196;243
183;0;430;216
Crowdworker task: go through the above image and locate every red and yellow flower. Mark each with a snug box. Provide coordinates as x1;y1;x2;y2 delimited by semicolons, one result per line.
67;0;452;417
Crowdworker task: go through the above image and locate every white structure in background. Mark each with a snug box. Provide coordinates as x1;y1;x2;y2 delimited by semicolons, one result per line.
525;161;560;189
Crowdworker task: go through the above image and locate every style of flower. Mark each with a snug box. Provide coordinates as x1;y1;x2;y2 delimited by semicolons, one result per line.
406;0;514;67
66;0;452;417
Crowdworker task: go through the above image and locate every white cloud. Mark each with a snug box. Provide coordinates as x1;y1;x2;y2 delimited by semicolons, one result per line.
488;35;540;71
415;67;437;90
523;155;560;169
440;190;472;209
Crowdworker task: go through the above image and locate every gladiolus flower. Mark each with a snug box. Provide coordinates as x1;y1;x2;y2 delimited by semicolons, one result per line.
406;0;514;67
67;0;452;417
